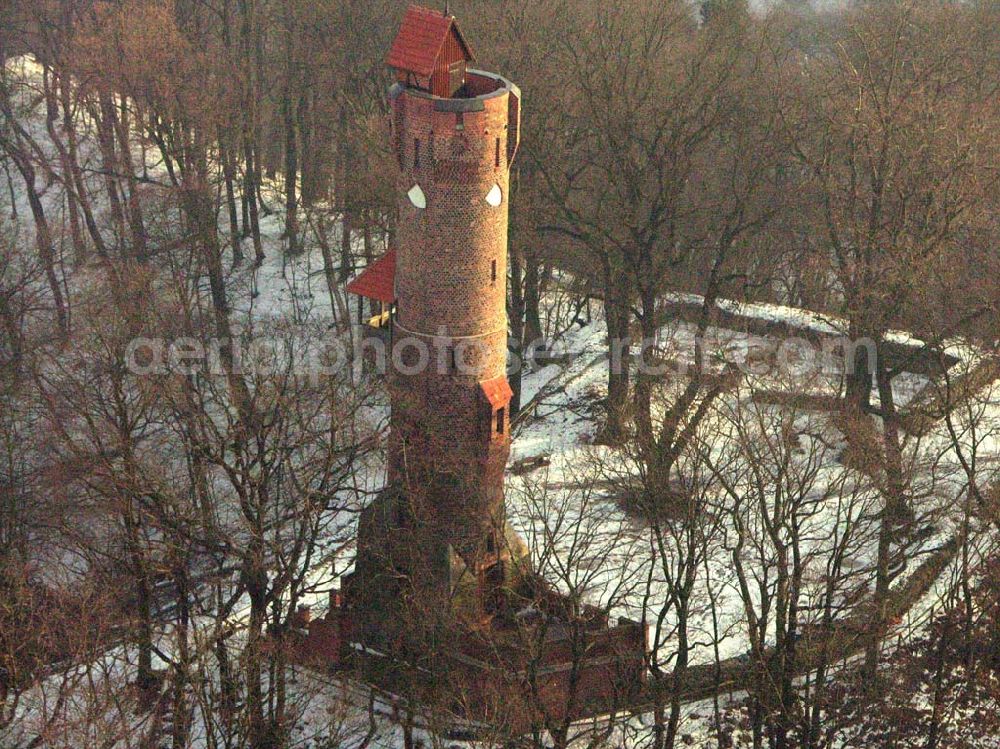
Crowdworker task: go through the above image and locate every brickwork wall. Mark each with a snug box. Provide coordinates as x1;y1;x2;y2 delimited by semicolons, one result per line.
384;73;519;566
387;373;509;558
393;82;513;344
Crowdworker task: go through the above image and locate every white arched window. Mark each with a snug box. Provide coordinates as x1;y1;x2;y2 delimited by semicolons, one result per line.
485;183;503;207
407;184;427;209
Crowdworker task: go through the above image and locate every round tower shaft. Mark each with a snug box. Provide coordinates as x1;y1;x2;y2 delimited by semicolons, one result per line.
388;69;521;572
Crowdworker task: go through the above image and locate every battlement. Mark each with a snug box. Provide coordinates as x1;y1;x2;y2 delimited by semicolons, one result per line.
390;70;520;175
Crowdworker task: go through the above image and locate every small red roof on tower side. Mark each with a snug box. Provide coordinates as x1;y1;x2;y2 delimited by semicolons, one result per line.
480;376;513;409
385;4;474;77
346;250;396;303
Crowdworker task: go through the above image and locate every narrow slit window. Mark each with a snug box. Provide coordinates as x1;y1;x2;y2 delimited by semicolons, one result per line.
495;137;501;168
495;407;505;435
491;259;497;285
414;138;421;169
449;348;457;373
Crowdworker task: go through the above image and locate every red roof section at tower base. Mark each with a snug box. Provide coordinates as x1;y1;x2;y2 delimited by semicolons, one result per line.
480;376;513;408
346;250;396;302
385;5;474;77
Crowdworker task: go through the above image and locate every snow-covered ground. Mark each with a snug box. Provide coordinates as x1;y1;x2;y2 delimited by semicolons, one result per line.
4;52;999;748
504;312;995;665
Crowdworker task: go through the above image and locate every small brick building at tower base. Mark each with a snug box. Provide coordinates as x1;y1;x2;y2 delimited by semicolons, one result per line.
298;5;648;732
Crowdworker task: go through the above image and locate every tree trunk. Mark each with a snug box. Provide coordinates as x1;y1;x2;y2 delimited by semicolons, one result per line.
59;74;108;258
509;244;526;415
865;506;893;680
134;563;155;690
602;268;631;443
245;552;269;749
111;96;149;262
844;320;872;413
95;91;128;245
339;209;353;282
877;354;908;520
220;137;243;266
664;609;689;749
244;138;264;266
42;67;84;263
3;158;16;220
362;211;373;263
281;18;299;256
634;282;659;452
523;250;544;346
336;115;354;281
298;90;317;206
238;0;264;269
123;503;155;691
9;152;69;338
171;562;192;749
315;215;347;326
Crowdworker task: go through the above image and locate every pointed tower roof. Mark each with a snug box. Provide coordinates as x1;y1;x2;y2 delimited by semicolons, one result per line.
385;4;475;78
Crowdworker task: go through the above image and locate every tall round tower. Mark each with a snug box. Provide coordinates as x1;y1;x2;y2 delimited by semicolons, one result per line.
388;67;521;563
347;5;522;638
339;11;646;715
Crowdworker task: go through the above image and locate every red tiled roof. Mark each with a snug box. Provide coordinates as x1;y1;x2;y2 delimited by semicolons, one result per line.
346;250;396;302
385;5;474;77
480;376;513;409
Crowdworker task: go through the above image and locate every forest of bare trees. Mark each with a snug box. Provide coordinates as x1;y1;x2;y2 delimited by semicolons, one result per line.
2;0;1000;747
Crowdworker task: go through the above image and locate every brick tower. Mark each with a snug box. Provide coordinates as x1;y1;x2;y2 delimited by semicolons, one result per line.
346;5;524;647
329;7;646;723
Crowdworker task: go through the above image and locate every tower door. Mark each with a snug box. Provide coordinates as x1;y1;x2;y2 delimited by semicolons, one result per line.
448;61;465;95
480;560;505;615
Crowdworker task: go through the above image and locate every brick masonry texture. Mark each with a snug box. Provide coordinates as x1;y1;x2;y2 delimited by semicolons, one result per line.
384;76;518;567
394;88;512;344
